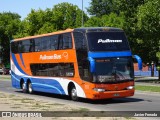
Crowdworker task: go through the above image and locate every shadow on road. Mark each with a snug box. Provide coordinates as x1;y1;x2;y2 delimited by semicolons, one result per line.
85;97;144;105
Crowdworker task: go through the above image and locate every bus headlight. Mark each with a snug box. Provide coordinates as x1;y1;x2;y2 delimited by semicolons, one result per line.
126;86;134;90
93;88;105;92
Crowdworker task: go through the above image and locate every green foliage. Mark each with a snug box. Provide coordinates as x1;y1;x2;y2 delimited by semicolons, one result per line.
84;12;125;28
0;12;21;66
101;13;125;28
21;2;88;36
52;2;88;30
136;0;160;63
87;0;118;17
84;16;102;27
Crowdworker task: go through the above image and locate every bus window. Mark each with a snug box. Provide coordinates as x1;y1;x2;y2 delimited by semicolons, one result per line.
11;42;18;53
50;35;58;50
40;36;51;51
29;39;35;52
63;33;72;49
58;33;72;50
30;63;74;77
73;32;87;50
35;38;41;52
73;32;90;81
22;40;30;53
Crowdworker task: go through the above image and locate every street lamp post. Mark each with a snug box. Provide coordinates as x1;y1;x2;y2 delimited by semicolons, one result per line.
82;0;84;27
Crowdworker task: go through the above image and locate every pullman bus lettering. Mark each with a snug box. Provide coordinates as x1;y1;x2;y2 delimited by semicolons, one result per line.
40;54;61;60
97;39;122;43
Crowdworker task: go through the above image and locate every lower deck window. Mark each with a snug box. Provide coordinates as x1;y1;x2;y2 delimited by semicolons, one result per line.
30;63;74;77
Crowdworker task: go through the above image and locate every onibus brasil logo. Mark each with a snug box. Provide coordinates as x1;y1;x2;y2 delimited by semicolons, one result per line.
40;52;68;60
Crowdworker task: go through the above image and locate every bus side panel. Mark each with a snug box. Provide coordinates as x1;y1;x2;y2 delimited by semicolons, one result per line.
10;61;86;97
10;52;86;98
11;72;22;89
10;54;24;89
30;77;66;95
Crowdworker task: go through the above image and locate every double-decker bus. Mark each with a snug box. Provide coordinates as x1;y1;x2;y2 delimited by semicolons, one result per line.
10;27;134;101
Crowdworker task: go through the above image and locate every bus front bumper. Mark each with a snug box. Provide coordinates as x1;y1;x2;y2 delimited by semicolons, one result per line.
87;89;135;100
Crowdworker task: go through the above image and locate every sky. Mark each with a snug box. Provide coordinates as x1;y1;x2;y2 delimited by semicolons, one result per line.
0;0;90;20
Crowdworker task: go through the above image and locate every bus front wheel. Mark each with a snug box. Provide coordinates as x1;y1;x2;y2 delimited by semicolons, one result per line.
70;86;78;101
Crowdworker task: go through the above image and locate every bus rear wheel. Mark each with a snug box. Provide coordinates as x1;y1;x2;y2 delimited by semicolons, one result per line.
28;82;33;94
22;82;27;93
70;86;78;101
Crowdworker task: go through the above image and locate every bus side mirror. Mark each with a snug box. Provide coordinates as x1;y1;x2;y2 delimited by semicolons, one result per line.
88;57;95;73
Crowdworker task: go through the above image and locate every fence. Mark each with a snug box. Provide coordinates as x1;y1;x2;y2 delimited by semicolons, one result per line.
134;71;159;77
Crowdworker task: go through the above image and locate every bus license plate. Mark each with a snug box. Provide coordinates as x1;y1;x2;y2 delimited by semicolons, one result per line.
113;93;120;97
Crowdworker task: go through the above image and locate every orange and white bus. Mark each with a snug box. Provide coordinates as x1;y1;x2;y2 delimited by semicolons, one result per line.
10;27;134;100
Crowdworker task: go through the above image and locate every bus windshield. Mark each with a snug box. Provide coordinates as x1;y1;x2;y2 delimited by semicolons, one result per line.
93;57;134;83
87;31;130;51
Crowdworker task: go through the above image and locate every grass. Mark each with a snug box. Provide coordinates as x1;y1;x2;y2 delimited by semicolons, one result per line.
136;85;160;92
0;75;11;80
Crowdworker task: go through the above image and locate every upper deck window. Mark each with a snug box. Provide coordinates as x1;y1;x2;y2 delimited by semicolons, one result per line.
87;31;130;51
11;32;72;53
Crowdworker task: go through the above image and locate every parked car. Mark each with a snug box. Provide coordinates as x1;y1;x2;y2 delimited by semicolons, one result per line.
3;68;10;75
0;67;10;75
0;67;3;74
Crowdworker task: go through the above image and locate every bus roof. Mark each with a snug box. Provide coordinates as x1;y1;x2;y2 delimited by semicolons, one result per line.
12;27;123;42
13;29;74;42
74;27;123;32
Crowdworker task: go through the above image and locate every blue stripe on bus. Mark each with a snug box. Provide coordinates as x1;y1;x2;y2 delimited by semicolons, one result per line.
88;51;132;58
11;53;27;75
19;53;26;68
11;71;65;95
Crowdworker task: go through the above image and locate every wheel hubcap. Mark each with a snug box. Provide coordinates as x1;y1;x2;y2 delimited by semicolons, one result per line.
71;88;77;98
29;83;32;93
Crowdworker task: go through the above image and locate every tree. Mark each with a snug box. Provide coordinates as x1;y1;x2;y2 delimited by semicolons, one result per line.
84;16;102;27
136;0;160;63
101;13;125;28
23;2;88;36
52;2;88;30
87;0;118;17
85;12;125;28
0;12;21;66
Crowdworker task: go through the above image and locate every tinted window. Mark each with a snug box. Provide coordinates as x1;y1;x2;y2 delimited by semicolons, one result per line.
29;39;35;52
11;32;73;53
21;40;30;52
73;32;90;81
35;38;41;52
30;63;74;77
11;42;18;53
59;33;72;50
73;32;87;50
93;57;134;83
50;35;58;50
40;37;51;51
87;31;130;51
63;33;72;49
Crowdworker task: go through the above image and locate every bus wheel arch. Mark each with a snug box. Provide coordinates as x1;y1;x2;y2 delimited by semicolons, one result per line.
27;79;33;94
68;82;78;101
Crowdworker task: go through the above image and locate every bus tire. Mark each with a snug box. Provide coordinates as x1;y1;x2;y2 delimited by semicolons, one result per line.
22;82;27;93
70;86;78;101
28;82;33;94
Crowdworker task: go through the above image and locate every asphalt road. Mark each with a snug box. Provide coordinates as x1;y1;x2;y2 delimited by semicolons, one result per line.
0;78;160;119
